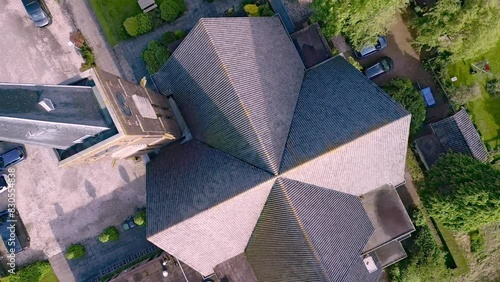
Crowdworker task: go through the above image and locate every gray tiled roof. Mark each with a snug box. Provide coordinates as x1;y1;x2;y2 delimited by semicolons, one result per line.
146;140;273;237
151;17;305;174
281;57;411;195
245;178;380;282
431;108;488;161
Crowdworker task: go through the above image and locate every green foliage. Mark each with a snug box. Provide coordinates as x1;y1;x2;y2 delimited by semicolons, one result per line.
161;31;177;46
420;153;500;232
258;4;274;16
123;16;139;37
136;13;153;34
174;30;186;40
347;56;363;71
434;220;470;275
448;83;482;105
383;78;426;136
486;79;500;96
311;0;408;49
134;209;146;226
148;9;164;29
412;0;500;61
406;149;425;185
469;229;485;255
241;0;255;8
244;4;259;17
99;226;120;243
8;261;53;282
388;208;453;282
80;43;96;72
160;0;181;22
143;40;171;74
65;243;86;260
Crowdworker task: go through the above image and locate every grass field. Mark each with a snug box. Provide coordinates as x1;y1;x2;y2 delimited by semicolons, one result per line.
445;40;500;151
0;261;59;282
89;0;142;46
89;0;186;47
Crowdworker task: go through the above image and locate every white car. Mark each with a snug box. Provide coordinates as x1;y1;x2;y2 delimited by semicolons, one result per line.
0;174;10;193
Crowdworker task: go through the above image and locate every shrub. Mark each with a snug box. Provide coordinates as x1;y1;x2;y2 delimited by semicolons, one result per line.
174;29;186;40
80;43;96;72
258;4;274;16
469;229;485;254
161;31;177;46
448;83;482;105
123;16;139;37
486;79;500;96
66;244;86;260
99;226;120;243
7;261;51;282
347;56;362;71
244;4;259;17
136;13;153;35
160;0;181;22
383;78;426;136
149;9;164;29
241;0;255;8
134;209;147;226
143;40;171;74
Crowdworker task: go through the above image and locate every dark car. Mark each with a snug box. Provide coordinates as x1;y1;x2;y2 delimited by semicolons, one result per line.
0;147;25;171
354;36;388;58
0;210;27;253
0;174;11;194
21;0;51;27
363;57;394;79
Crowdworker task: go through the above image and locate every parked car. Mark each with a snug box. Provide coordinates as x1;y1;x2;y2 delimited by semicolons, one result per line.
21;0;51;28
353;36;388;58
0;210;29;253
363;57;394;79
0;147;26;171
0;174;11;194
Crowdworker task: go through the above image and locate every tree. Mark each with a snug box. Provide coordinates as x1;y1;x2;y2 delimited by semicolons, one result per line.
123;16;139;37
420;153;500;232
311;0;408;49
412;0;500;61
383;78;426;135
99;226;120;243
134;209;146;226
66;244;86;260
160;0;181;22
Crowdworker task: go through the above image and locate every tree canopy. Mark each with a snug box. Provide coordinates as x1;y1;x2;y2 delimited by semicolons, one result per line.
412;0;500;61
312;0;408;49
420;153;500;232
383;78;426;136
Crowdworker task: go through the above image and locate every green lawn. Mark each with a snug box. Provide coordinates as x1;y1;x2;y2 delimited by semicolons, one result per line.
89;0;186;47
89;0;142;46
446;40;500;151
0;261;59;282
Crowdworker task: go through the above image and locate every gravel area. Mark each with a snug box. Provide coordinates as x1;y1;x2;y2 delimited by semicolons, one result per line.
0;0;82;84
0;145;146;266
282;0;313;26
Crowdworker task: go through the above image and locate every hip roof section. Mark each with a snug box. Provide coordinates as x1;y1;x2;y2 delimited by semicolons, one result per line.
152;17;305;175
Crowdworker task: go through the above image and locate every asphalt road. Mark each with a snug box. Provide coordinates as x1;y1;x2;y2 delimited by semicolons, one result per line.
0;0;82;84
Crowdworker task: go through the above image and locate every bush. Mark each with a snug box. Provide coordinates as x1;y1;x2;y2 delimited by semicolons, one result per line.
161;31;177;46
123;16;139;37
66;244;86;260
149;9;164;29
383;78;426;136
143;40;171;74
134;209;147;226
80;43;96;72
174;29;186;40
241;0;255;8
244;4;259;17
347;56;362;71
449;83;482;105
8;261;52;282
160;0;181;22
99;226;120;243
136;13;153;35
486;79;500;96
469;229;485;254
258;4;274;16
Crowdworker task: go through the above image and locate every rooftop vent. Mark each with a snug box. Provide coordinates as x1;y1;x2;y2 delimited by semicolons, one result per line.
38;98;55;112
363;256;378;273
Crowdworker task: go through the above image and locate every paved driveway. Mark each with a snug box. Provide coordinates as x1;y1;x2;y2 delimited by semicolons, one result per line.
357;12;453;124
0;0;82;84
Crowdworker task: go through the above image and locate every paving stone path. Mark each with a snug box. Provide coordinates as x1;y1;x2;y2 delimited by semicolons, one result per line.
114;0;242;83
